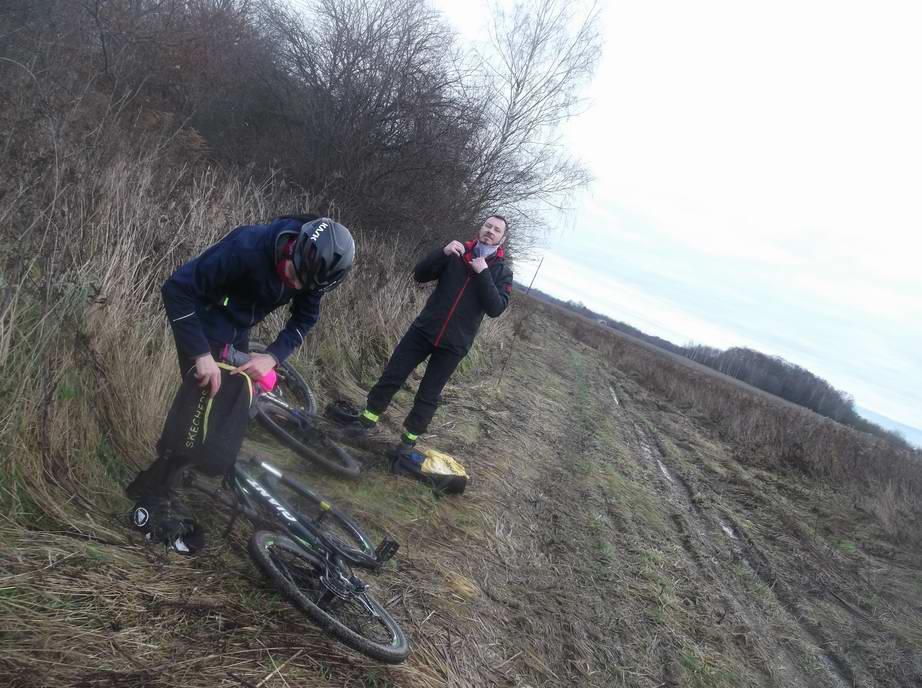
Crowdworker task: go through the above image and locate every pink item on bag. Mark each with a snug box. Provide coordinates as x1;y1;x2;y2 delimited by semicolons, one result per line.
256;368;278;393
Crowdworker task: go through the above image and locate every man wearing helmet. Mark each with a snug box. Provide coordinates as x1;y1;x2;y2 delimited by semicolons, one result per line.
351;215;512;458
164;215;354;396
126;215;354;552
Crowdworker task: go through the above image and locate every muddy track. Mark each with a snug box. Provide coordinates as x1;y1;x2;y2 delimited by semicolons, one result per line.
624;411;855;688
476;345;626;686
479;320;920;687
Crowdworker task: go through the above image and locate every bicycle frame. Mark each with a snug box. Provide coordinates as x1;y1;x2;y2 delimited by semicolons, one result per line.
202;456;394;566
229;458;344;564
224;459;396;615
181;450;407;660
258;391;310;424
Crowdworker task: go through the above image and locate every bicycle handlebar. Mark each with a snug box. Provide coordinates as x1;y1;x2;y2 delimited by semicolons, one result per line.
222;347;278;393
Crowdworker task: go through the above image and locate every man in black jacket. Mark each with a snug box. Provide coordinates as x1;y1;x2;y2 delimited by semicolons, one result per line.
354;215;513;455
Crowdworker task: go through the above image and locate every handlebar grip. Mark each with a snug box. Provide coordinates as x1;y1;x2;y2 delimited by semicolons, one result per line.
224;347;277;392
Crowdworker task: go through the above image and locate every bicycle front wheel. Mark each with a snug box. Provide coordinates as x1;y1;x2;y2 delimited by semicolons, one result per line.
248;342;317;415
249;531;409;664
255;401;362;479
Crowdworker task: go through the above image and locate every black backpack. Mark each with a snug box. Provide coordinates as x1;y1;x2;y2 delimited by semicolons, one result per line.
156;363;254;475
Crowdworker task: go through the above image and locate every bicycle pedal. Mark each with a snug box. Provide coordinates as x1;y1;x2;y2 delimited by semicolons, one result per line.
374;537;399;563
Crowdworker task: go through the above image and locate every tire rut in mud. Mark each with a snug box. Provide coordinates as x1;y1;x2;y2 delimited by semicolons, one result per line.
624;410;856;688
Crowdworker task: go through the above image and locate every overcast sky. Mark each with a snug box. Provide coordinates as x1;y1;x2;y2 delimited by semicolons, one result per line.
433;0;922;430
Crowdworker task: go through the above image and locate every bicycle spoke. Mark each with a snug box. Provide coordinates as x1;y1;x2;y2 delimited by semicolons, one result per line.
330;595;396;645
270;546;396;645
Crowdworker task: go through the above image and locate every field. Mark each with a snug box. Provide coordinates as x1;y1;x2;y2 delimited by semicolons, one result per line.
3;295;921;688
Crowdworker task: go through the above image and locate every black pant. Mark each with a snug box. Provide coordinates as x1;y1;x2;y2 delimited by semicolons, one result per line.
366;326;463;435
129;341;230;500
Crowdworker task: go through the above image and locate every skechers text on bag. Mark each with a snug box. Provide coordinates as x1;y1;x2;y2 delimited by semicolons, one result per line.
156;363;254;475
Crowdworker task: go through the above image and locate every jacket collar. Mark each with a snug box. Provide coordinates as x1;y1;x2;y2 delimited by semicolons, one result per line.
463;239;505;264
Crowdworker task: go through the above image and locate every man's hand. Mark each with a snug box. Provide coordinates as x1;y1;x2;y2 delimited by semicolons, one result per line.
443;240;464;257
233;352;277;382
194;353;222;398
471;256;488;273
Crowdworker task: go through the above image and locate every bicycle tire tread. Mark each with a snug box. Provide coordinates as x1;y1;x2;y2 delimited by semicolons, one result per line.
255;405;362;478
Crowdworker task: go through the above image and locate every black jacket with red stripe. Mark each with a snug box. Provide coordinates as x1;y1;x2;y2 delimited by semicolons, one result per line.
410;240;513;355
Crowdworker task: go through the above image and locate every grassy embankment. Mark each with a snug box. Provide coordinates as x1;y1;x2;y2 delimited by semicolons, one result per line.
2;125;922;686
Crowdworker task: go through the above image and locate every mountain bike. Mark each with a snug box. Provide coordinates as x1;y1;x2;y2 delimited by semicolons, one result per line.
184;454;409;664
239;343;362;479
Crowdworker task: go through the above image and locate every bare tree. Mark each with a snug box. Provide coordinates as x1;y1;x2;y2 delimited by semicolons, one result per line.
3;0;601;247
252;0;601;246
466;0;602;252
255;0;476;232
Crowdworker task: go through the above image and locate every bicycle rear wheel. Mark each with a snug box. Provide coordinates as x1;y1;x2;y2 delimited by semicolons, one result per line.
248;342;317;415
249;531;409;664
255;401;362;479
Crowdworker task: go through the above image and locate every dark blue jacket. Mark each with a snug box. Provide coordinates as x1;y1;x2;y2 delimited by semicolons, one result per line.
161;216;322;364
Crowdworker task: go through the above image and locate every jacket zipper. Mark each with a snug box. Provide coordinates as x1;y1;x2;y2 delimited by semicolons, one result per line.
434;274;471;347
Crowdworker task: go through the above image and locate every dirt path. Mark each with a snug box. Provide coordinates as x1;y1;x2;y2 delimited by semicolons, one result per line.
400;309;922;687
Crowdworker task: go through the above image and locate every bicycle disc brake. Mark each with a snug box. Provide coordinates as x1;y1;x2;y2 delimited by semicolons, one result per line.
320;565;367;601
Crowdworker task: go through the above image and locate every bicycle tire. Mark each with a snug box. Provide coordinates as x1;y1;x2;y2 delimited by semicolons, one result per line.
255;401;362;479
248;342;317;415
269;471;379;568
249;531;409;664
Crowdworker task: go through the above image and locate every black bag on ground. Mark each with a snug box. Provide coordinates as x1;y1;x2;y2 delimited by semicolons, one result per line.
391;448;469;495
156;363;255;476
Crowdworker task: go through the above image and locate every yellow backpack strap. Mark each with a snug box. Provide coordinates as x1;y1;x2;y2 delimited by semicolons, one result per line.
202;397;214;442
216;361;254;406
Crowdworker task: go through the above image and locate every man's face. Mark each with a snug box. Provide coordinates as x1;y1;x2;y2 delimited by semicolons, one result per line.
478;217;507;246
283;260;303;290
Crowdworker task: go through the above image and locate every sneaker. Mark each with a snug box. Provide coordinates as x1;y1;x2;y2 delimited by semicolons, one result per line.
325;400;362;424
394;433;424;466
130;497;168;534
339;408;379;438
167;520;205;555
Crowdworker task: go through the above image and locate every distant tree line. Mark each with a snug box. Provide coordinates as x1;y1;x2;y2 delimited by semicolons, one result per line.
1;0;599;248
523;286;915;451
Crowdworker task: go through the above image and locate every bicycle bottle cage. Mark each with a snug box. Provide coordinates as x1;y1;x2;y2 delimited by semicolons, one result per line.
374;537;400;564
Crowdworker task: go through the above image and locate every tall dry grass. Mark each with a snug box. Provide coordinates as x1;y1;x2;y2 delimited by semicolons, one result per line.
533;296;922;545
0;122;505;540
0;86;515;685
